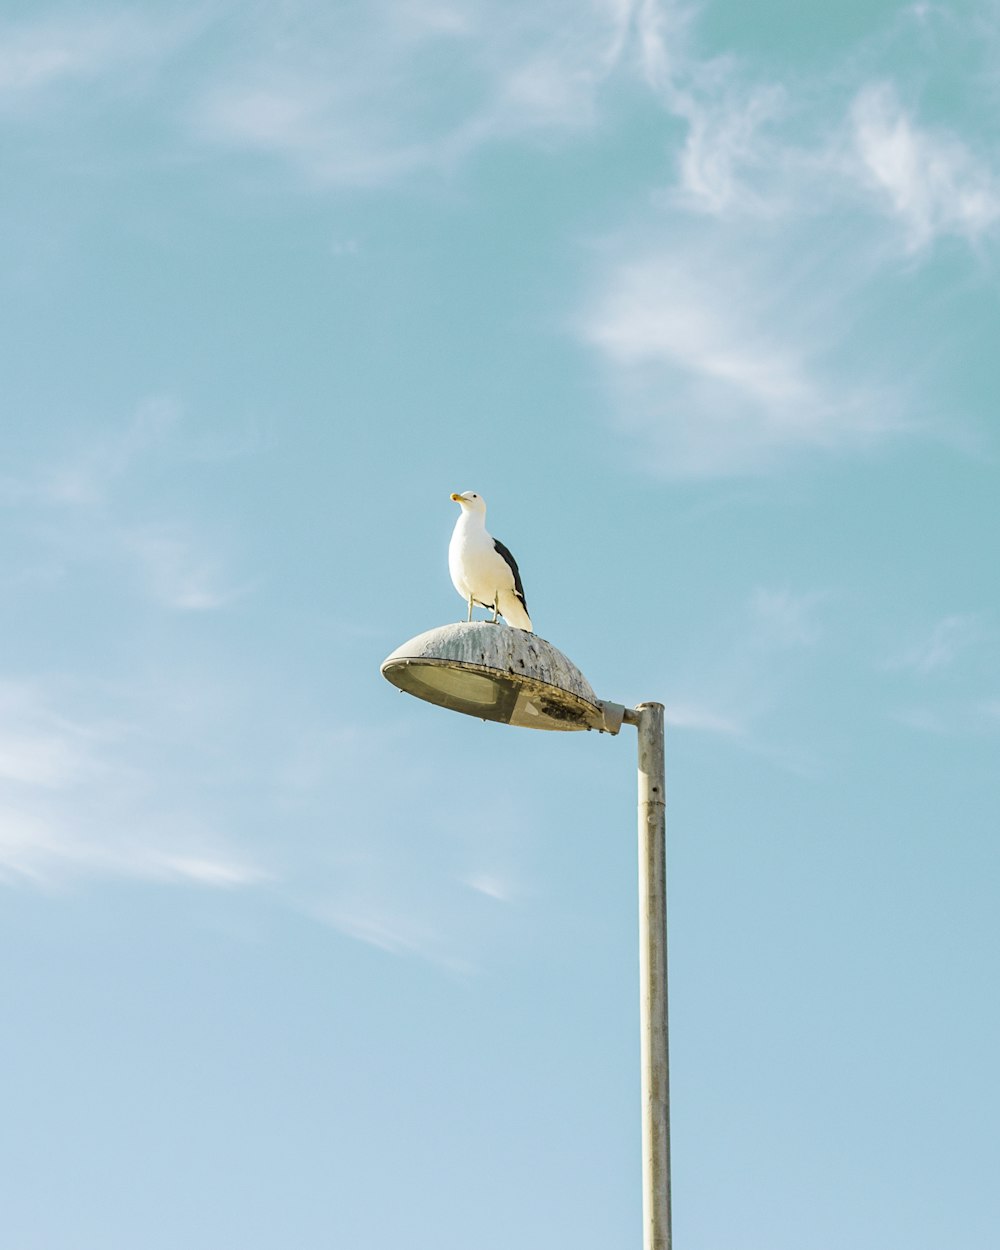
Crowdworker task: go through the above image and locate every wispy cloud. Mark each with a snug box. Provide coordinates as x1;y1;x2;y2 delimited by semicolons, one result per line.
3;398;250;613
883;610;999;736
583;237;905;476
266;713;546;971
889;704;952;734
662;701;744;735
0;402;267;889
123;524;251;612
0;0;639;173
0;682;106;790
0;8;201;120
850;82;1000;251
7;0;997;288
0;12;149;95
193;0;638;186
751;588;828;648
0;679;268;890
887;613;983;674
463;870;515;902
0;637;530;972
890;694;1000;736
318;901;434;959
655;584;840;764
0;807;268;891
633;4;1000;249
45;395;180;504
586;253;808;402
673;79;786;215
315;897;474;973
2;397;176;511
574;4;1000;475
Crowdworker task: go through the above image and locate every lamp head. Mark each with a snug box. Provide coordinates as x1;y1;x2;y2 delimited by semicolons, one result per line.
381;622;623;734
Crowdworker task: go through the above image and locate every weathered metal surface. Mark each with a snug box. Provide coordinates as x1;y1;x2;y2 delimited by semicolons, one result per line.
381;621;623;733
636;702;671;1250
383;621;598;699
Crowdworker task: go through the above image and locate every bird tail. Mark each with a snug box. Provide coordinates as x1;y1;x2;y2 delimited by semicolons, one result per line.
497;588;533;632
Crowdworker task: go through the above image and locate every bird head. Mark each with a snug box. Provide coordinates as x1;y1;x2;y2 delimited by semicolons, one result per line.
450;491;487;515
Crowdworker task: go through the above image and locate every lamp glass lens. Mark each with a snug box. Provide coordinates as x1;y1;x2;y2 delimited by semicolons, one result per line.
408;665;501;706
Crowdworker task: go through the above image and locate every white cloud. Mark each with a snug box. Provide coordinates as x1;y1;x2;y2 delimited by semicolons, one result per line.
891;695;1000;735
151;853;266;887
673;80;785;215
662;702;744;735
0;810;267;889
589;255;810;403
3;398;249;613
751;588;827;648
579;12;1000;483
887;613;983;674
193;0;644;185
0;0;645;174
583;241;904;477
850;82;1000;250
5;0;997;271
652;583;842;763
318;899;452;963
464;870;514;901
0;13;143;94
0;810;266;890
0;731;91;789
123;524;249;612
0;682;110;788
0;661;523;971
890;705;952;733
0;679;268;890
2;396;180;511
578;26;999;479
0;9;199;114
608;2;805;220
312;866;485;974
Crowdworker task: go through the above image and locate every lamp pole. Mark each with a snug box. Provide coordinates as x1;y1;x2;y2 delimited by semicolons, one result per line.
380;624;672;1248
627;702;671;1250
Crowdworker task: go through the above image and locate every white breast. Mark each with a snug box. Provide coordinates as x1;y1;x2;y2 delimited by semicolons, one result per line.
449;516;515;605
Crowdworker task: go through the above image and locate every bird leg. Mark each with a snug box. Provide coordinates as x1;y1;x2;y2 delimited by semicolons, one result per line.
491;595;500;623
467;594;474;622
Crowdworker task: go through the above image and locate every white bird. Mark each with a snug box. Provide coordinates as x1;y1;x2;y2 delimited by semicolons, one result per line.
448;491;533;632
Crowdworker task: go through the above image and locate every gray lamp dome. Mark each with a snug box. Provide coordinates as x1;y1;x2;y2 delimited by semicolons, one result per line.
381;622;623;733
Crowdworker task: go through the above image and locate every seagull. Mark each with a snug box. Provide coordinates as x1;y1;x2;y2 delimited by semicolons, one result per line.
448;491;533;632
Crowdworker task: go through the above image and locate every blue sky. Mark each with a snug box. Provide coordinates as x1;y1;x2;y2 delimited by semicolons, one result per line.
2;1;999;1246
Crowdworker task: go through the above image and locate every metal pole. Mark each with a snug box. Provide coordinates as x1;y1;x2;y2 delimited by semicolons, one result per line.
627;701;671;1250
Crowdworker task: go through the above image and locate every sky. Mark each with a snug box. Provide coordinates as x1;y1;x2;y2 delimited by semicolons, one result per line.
2;0;999;1246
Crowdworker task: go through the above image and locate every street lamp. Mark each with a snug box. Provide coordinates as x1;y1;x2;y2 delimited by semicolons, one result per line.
381;621;672;1250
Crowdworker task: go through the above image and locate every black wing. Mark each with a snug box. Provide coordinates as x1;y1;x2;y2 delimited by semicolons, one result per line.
493;538;529;614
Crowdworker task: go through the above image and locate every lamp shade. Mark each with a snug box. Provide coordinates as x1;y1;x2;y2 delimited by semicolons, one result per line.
381;622;623;734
